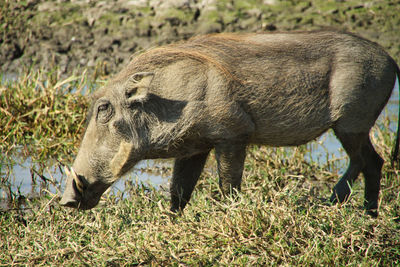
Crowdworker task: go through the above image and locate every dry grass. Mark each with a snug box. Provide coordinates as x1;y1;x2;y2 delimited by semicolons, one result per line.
0;67;108;163
1;70;400;266
1;144;400;266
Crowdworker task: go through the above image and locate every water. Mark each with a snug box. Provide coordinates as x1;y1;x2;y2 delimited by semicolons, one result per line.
1;78;398;208
0;158;172;208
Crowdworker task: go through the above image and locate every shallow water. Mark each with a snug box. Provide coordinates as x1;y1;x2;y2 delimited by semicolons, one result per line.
1;78;398;208
0;158;172;208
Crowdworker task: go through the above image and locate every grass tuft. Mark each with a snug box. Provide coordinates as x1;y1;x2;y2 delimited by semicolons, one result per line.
0;68;107;163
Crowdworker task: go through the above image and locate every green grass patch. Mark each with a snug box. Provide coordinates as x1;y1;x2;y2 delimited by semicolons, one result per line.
1;158;399;265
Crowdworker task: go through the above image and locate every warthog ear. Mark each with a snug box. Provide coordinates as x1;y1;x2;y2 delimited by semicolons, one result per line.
110;140;135;179
125;72;154;102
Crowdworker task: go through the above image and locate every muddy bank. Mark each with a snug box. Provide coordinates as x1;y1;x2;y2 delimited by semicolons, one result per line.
1;0;400;76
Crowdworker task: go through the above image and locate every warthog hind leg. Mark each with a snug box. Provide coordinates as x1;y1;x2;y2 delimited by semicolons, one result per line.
330;131;365;204
330;130;383;215
361;138;383;216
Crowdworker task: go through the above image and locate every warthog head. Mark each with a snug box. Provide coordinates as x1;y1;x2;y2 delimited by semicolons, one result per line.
60;72;156;209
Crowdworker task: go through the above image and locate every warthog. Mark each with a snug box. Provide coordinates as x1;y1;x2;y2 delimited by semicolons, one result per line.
60;30;400;215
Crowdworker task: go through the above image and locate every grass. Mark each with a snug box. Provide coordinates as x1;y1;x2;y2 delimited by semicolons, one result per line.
1;70;400;265
0;66;109;163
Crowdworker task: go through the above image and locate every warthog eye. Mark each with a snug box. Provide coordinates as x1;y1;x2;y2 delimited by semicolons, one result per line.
98;103;108;111
125;87;137;99
96;100;113;123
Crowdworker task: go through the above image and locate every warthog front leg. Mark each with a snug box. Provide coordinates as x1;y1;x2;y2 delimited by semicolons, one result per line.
215;142;247;195
170;151;210;212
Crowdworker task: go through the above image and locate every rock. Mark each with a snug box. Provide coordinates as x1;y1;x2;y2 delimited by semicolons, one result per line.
37;2;59;12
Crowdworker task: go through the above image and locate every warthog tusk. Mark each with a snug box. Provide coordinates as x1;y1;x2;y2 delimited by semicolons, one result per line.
64;165;71;177
70;167;84;194
64;166;84;194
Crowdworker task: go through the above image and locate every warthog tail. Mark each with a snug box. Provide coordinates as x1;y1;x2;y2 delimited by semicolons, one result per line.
391;58;400;166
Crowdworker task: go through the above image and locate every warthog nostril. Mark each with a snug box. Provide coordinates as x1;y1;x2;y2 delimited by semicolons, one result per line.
59;198;79;208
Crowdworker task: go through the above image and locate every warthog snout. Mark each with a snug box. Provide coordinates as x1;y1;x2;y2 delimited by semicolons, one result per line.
60;166;101;210
59;166;83;208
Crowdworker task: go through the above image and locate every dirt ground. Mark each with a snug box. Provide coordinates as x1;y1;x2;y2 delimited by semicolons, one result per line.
1;0;400;76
